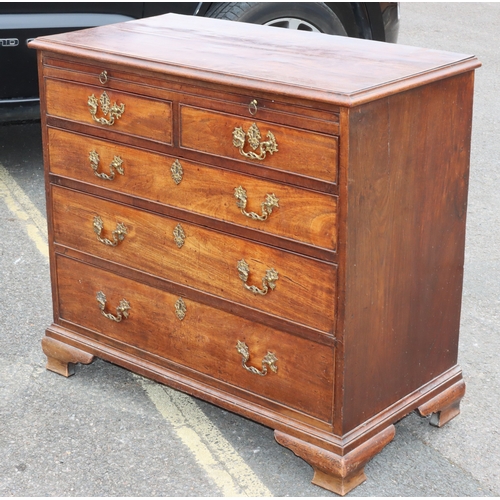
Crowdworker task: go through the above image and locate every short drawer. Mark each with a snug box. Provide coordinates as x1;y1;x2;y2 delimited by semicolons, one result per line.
51;186;337;333
48;128;337;252
45;78;172;143
55;254;335;423
180;105;338;184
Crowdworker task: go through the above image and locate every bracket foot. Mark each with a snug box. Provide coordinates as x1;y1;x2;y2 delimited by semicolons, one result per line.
275;425;395;496
417;379;465;427
42;336;94;377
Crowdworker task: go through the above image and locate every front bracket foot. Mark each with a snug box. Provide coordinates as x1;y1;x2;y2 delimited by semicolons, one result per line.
274;425;395;496
417;379;465;427
41;336;94;377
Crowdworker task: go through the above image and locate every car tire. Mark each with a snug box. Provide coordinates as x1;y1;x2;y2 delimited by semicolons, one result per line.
205;2;348;36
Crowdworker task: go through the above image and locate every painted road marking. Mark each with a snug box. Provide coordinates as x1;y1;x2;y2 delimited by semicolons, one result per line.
139;376;272;497
0;162;272;497
0;162;48;258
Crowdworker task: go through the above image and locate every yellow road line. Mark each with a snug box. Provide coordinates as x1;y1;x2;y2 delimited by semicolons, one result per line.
0;162;48;258
0;162;47;239
0;161;272;497
140;377;272;497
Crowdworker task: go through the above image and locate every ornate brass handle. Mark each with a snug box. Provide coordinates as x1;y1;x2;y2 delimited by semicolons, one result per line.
88;91;125;126
89;150;124;180
93;215;127;246
237;259;278;295
96;291;130;322
99;70;108;84
232;122;278;161
234;186;279;221
236;340;278;376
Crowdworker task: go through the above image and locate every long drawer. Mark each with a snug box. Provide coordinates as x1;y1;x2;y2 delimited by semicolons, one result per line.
47;128;338;251
51;185;337;333
45;79;172;143
55;254;335;423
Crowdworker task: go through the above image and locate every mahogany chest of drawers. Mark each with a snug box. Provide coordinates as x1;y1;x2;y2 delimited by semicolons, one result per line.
31;15;480;495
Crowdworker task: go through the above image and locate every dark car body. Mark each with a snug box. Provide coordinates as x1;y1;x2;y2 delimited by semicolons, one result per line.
0;2;399;120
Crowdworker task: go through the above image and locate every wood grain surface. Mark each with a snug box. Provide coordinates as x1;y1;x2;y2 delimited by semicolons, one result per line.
180;106;339;183
51;185;337;333
30;13;480;106
55;254;335;422
45;78;172;143
340;71;474;432
47;128;338;251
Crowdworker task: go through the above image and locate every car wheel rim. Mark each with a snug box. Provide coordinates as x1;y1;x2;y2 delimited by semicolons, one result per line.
264;17;321;32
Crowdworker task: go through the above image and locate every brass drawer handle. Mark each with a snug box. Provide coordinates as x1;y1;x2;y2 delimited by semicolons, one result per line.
237;259;278;295
232;122;278;161
88;91;125;126
234;186;279;221
96;291;130;322
236;340;278;376
93;215;127;246
89;150;124;180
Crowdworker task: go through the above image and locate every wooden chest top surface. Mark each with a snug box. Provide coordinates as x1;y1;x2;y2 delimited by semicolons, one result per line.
29;13;479;106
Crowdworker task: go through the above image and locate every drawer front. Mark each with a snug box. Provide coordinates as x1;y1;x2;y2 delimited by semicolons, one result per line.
51;186;337;333
48;128;337;251
45;79;172;143
180;106;338;183
56;255;335;423
44;55;341;136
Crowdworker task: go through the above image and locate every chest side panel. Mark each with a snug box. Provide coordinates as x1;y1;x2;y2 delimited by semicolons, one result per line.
341;71;474;432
